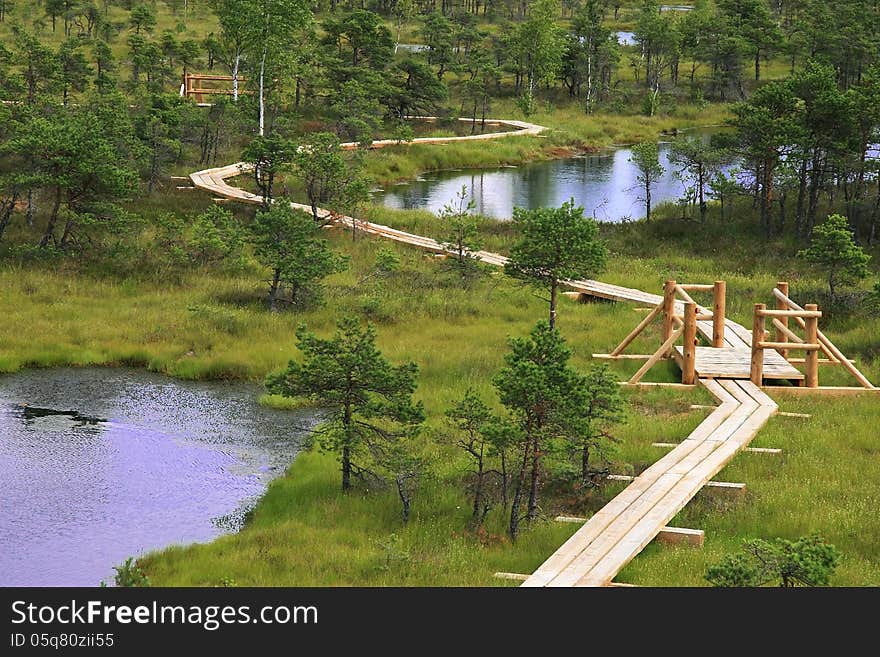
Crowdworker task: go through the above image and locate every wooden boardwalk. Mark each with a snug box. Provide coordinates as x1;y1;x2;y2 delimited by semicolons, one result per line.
187;123;836;588
522;379;777;586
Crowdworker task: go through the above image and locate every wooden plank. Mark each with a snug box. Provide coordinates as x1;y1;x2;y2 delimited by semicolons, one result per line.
786;357;857;364
618;382;697;389
494;572;530;581
523;408;734;587
757;309;822;318
703;481;746;492
758;342;820;351
546;471;687;587
555;515;587;523
656;527;704;547
608;473;745;491
765;386;880;396
654;442;777;455
526;369;772;587
673;346;804;380
573;391;775;586
582;430;768;585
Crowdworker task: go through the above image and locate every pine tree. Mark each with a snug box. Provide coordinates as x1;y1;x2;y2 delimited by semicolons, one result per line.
629;141;665;222
494;322;599;540
249;203;346;310
267;317;424;493
798;214;871;305
504;199;607;329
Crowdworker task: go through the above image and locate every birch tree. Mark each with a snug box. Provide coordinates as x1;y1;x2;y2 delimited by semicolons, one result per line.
513;0;564;113
240;0;312;135
212;0;250;101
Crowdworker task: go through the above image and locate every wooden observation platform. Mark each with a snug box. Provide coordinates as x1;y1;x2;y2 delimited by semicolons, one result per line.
181;73;250;105
671;346;803;381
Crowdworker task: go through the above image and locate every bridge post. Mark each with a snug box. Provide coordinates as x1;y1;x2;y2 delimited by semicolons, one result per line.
805;303;819;388
776;281;789;360
751;304;765;386
712;280;726;348
663;280;676;356
682;302;697;384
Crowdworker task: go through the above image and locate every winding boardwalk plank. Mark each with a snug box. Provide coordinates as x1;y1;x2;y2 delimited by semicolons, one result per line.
522;380;777;587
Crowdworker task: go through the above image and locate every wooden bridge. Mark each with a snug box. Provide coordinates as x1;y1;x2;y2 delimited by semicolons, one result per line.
188;119;876;587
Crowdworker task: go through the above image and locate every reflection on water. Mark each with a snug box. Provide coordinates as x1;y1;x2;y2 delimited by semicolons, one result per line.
0;368;316;586
377;140;716;222
616;31;637;46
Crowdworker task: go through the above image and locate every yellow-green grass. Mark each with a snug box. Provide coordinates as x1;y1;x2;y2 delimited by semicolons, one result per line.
0;3;219;63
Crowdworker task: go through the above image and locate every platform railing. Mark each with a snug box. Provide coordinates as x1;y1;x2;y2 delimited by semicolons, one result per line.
768;282;875;389
751;303;821;387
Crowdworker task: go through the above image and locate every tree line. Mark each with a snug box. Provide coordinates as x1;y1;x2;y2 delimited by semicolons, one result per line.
2;0;880;242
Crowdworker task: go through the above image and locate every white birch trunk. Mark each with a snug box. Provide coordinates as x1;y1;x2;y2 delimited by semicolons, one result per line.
232;52;240;101
586;36;593;112
259;49;266;136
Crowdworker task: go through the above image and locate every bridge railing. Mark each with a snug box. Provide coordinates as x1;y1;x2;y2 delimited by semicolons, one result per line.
762;282;875;389
662;279;726;350
751;302;821;387
615;279;726;385
182;74;251;104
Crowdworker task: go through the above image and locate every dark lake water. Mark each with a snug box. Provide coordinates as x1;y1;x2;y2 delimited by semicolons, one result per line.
0;368;315;587
376;136;724;222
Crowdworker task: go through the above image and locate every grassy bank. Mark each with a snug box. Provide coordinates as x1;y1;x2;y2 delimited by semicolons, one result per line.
359;100;732;186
